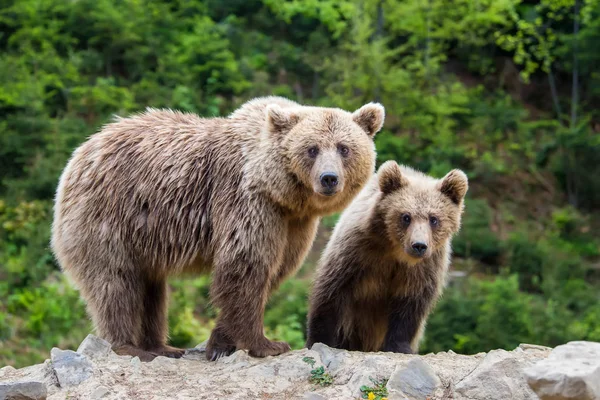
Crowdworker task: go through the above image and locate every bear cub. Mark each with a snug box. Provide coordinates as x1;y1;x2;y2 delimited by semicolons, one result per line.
306;161;468;353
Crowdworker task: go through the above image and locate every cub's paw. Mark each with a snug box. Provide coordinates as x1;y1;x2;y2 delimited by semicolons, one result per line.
248;340;291;358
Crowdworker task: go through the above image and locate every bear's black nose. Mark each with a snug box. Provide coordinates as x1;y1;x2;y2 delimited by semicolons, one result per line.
411;242;428;256
320;172;339;190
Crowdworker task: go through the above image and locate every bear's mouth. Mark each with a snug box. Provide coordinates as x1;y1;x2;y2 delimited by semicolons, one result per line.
318;188;338;197
405;246;430;260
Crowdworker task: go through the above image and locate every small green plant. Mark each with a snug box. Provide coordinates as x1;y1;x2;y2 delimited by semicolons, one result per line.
302;356;334;386
360;377;389;400
309;366;334;386
302;356;316;367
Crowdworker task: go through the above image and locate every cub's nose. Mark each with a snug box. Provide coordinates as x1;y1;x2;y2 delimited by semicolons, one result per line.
320;172;339;190
411;242;428;256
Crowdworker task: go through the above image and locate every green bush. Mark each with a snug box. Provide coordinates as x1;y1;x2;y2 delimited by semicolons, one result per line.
453;199;502;265
507;232;546;292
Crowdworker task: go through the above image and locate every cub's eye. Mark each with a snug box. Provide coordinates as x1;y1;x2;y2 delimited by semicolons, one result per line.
338;144;350;157
401;213;411;225
429;216;439;227
307;146;319;158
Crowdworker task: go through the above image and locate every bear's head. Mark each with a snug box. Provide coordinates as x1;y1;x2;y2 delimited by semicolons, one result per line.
376;161;468;264
265;102;384;214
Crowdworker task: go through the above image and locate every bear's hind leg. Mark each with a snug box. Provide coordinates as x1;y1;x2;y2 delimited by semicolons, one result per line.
85;269;156;361
140;278;185;359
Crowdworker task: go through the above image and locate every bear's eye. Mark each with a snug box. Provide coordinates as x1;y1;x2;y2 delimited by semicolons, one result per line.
430;216;439;227
338;144;350;157
307;146;319;158
401;213;411;226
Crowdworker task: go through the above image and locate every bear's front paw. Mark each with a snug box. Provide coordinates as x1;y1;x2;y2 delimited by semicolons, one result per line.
205;343;236;361
248;339;291;358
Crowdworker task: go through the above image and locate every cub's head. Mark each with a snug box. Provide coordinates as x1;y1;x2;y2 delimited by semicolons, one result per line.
265;102;384;213
376;161;468;263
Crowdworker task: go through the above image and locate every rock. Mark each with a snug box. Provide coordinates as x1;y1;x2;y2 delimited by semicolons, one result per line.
183;341;208;361
90;385;109;399
303;392;327;400
0;381;47;400
387;358;441;400
219;350;251;365
524;341;600;400
77;335;112;360
130;356;141;373
50;348;93;387
310;343;348;373
518;343;552;353
0;341;555;400
455;349;539;399
183;348;205;361
0;367;16;377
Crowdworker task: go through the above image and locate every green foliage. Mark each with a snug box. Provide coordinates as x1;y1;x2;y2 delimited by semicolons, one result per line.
308;366;334;387
453;199;502;264
167;277;214;348
303;353;333;386
360;377;389;400
302;356;316;367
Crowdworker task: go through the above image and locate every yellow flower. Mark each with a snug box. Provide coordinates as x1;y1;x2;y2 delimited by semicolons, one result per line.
382;398;387;400
368;393;375;400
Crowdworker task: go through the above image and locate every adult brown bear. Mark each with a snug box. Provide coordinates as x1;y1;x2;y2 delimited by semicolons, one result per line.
51;96;384;361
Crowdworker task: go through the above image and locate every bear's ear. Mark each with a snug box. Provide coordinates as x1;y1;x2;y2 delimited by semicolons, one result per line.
439;169;469;204
266;104;299;134
378;161;408;195
352;103;385;138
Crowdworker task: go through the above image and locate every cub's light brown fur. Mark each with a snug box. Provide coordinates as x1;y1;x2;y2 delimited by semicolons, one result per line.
307;161;468;353
51;96;384;361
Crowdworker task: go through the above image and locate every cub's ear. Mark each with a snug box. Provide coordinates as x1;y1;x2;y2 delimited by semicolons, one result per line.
266;104;299;133
352;103;385;138
439;169;469;204
378;161;408;195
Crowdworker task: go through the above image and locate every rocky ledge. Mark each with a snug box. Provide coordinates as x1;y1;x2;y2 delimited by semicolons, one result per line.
1;336;599;400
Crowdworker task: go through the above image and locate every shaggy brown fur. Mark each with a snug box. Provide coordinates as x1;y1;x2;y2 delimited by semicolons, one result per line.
306;161;468;353
51;96;384;361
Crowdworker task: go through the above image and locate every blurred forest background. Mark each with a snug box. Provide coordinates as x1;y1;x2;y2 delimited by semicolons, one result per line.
1;0;600;368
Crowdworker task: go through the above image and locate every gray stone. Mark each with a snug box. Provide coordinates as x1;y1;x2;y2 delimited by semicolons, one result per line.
77;335;112;360
183;348;206;361
90;386;109;399
524;341;600;400
387;359;441;400
219;350;251;364
303;393;327;400
50;348;93;387
0;381;47;400
311;343;348;373
130;356;141;373
455;349;538;400
518;343;552;353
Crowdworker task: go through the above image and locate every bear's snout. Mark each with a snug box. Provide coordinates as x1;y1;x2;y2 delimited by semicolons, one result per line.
319;172;339;195
410;242;428;257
